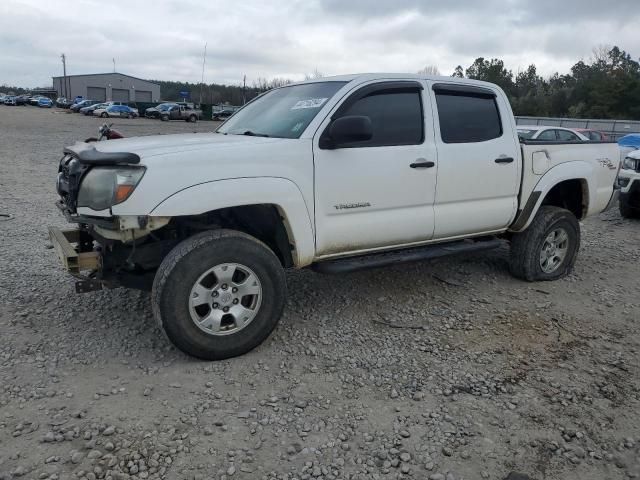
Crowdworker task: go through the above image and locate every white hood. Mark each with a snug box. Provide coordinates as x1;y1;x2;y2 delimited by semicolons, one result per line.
93;132;282;159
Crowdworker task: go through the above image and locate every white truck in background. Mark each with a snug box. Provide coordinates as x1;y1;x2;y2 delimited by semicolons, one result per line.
49;73;620;360
619;150;640;218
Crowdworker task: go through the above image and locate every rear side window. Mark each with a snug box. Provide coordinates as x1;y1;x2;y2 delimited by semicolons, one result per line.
435;92;502;143
339;91;424;147
537;130;557;141
557;130;580;141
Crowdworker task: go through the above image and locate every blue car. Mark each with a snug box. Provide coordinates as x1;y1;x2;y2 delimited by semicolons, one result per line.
38;97;53;108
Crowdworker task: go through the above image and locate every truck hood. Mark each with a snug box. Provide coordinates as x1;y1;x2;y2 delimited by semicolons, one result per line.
92;132;282;159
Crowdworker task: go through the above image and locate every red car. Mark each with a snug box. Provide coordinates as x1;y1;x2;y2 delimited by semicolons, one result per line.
574;129;609;141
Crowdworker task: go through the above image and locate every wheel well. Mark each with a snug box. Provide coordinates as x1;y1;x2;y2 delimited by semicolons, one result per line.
541;179;588;219
173;204;295;268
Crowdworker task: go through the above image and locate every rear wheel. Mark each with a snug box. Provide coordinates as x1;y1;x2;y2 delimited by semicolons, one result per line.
188;114;197;123
152;229;287;360
160;115;169;122
509;206;580;281
101;112;108;118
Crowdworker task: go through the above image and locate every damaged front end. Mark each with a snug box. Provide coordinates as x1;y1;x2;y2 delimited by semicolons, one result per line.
50;143;175;293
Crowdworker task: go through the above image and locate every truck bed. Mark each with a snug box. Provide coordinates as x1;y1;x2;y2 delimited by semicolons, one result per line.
518;140;620;219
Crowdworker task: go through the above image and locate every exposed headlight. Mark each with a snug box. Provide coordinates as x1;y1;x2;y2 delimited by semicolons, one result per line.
77;166;145;211
622;157;639;170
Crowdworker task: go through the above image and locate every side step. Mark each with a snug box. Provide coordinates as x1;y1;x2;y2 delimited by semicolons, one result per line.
311;237;504;274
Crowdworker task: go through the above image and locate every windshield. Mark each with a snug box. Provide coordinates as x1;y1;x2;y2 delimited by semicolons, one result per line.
158;103;175;111
217;81;347;138
517;129;536;140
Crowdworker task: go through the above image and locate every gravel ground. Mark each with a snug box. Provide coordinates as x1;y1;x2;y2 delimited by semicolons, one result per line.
1;106;639;480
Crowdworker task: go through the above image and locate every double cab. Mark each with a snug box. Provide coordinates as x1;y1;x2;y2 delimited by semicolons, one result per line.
50;74;620;360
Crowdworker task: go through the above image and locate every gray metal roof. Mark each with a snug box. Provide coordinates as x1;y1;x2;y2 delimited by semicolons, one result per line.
51;72;159;86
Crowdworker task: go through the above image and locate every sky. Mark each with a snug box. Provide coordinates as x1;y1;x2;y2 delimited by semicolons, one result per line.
1;0;639;88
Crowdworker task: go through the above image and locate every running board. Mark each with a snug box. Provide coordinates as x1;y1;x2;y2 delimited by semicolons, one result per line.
311;237;504;274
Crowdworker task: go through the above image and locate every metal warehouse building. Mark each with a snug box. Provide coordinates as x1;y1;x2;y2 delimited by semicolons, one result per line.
52;73;160;103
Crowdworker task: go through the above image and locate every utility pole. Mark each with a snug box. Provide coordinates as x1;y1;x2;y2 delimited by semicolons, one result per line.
60;53;67;99
199;42;207;104
242;75;246;105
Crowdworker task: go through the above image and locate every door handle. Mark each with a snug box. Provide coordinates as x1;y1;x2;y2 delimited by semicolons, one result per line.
410;160;435;169
495;157;514;164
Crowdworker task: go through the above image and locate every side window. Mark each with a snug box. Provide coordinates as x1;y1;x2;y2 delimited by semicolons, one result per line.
336;90;424;147
537;129;557;141
557;130;580;141
435;91;502;143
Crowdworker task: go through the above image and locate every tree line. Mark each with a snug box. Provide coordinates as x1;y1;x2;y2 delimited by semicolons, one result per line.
3;46;638;119
453;46;640;120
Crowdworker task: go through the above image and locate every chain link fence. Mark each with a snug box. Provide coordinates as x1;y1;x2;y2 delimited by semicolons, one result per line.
515;116;640;140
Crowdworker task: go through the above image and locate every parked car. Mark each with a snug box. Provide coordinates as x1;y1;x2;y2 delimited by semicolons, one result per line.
93;105;138;118
4;96;17;105
38;97;53;108
159;104;201;122
71;100;99;112
29;96;44;105
144;103;178;119
618;150;640;218
573;128;609;141
212;107;239;121
56;97;73;108
517;126;588;142
15;95;30;105
81;102;109;115
49;73;621;360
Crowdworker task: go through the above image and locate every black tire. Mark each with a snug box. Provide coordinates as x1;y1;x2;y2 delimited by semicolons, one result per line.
152;229;287;360
619;198;640;219
101;112;108;118
188;114;197;123
160;115;169;122
509;206;580;282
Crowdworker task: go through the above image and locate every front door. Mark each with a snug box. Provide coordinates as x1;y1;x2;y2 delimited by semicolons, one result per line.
313;81;438;257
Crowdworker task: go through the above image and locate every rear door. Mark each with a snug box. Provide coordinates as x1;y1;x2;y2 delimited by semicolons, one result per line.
313;80;438;256
429;82;520;238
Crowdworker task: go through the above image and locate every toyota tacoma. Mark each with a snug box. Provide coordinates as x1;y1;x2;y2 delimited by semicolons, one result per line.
49;73;621;360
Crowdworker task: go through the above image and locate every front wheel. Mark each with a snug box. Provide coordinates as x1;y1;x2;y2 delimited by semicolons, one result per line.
101;112;108;118
160;115;169;121
509;206;580;281
152;229;287;360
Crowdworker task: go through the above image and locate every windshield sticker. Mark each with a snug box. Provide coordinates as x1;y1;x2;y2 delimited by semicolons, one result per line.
291;122;304;132
291;98;328;110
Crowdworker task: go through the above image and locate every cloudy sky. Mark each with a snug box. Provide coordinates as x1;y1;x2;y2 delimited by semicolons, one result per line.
1;0;639;88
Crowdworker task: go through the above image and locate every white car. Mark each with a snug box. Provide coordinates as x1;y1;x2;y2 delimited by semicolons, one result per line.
50;73;620;360
93;105;138;118
618;151;640;218
517;126;589;142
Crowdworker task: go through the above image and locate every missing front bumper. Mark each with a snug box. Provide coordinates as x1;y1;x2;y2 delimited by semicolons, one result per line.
48;227;103;292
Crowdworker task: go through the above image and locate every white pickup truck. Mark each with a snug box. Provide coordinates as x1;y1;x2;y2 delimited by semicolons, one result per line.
50;73;620;360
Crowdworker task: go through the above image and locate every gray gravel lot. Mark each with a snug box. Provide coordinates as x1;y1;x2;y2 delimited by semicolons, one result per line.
1;106;639;480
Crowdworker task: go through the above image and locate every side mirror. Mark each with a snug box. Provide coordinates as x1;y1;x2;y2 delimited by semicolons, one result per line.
323;115;373;148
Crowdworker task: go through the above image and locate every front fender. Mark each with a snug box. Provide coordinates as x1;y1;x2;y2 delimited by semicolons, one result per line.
149;177;315;267
510;161;594;232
